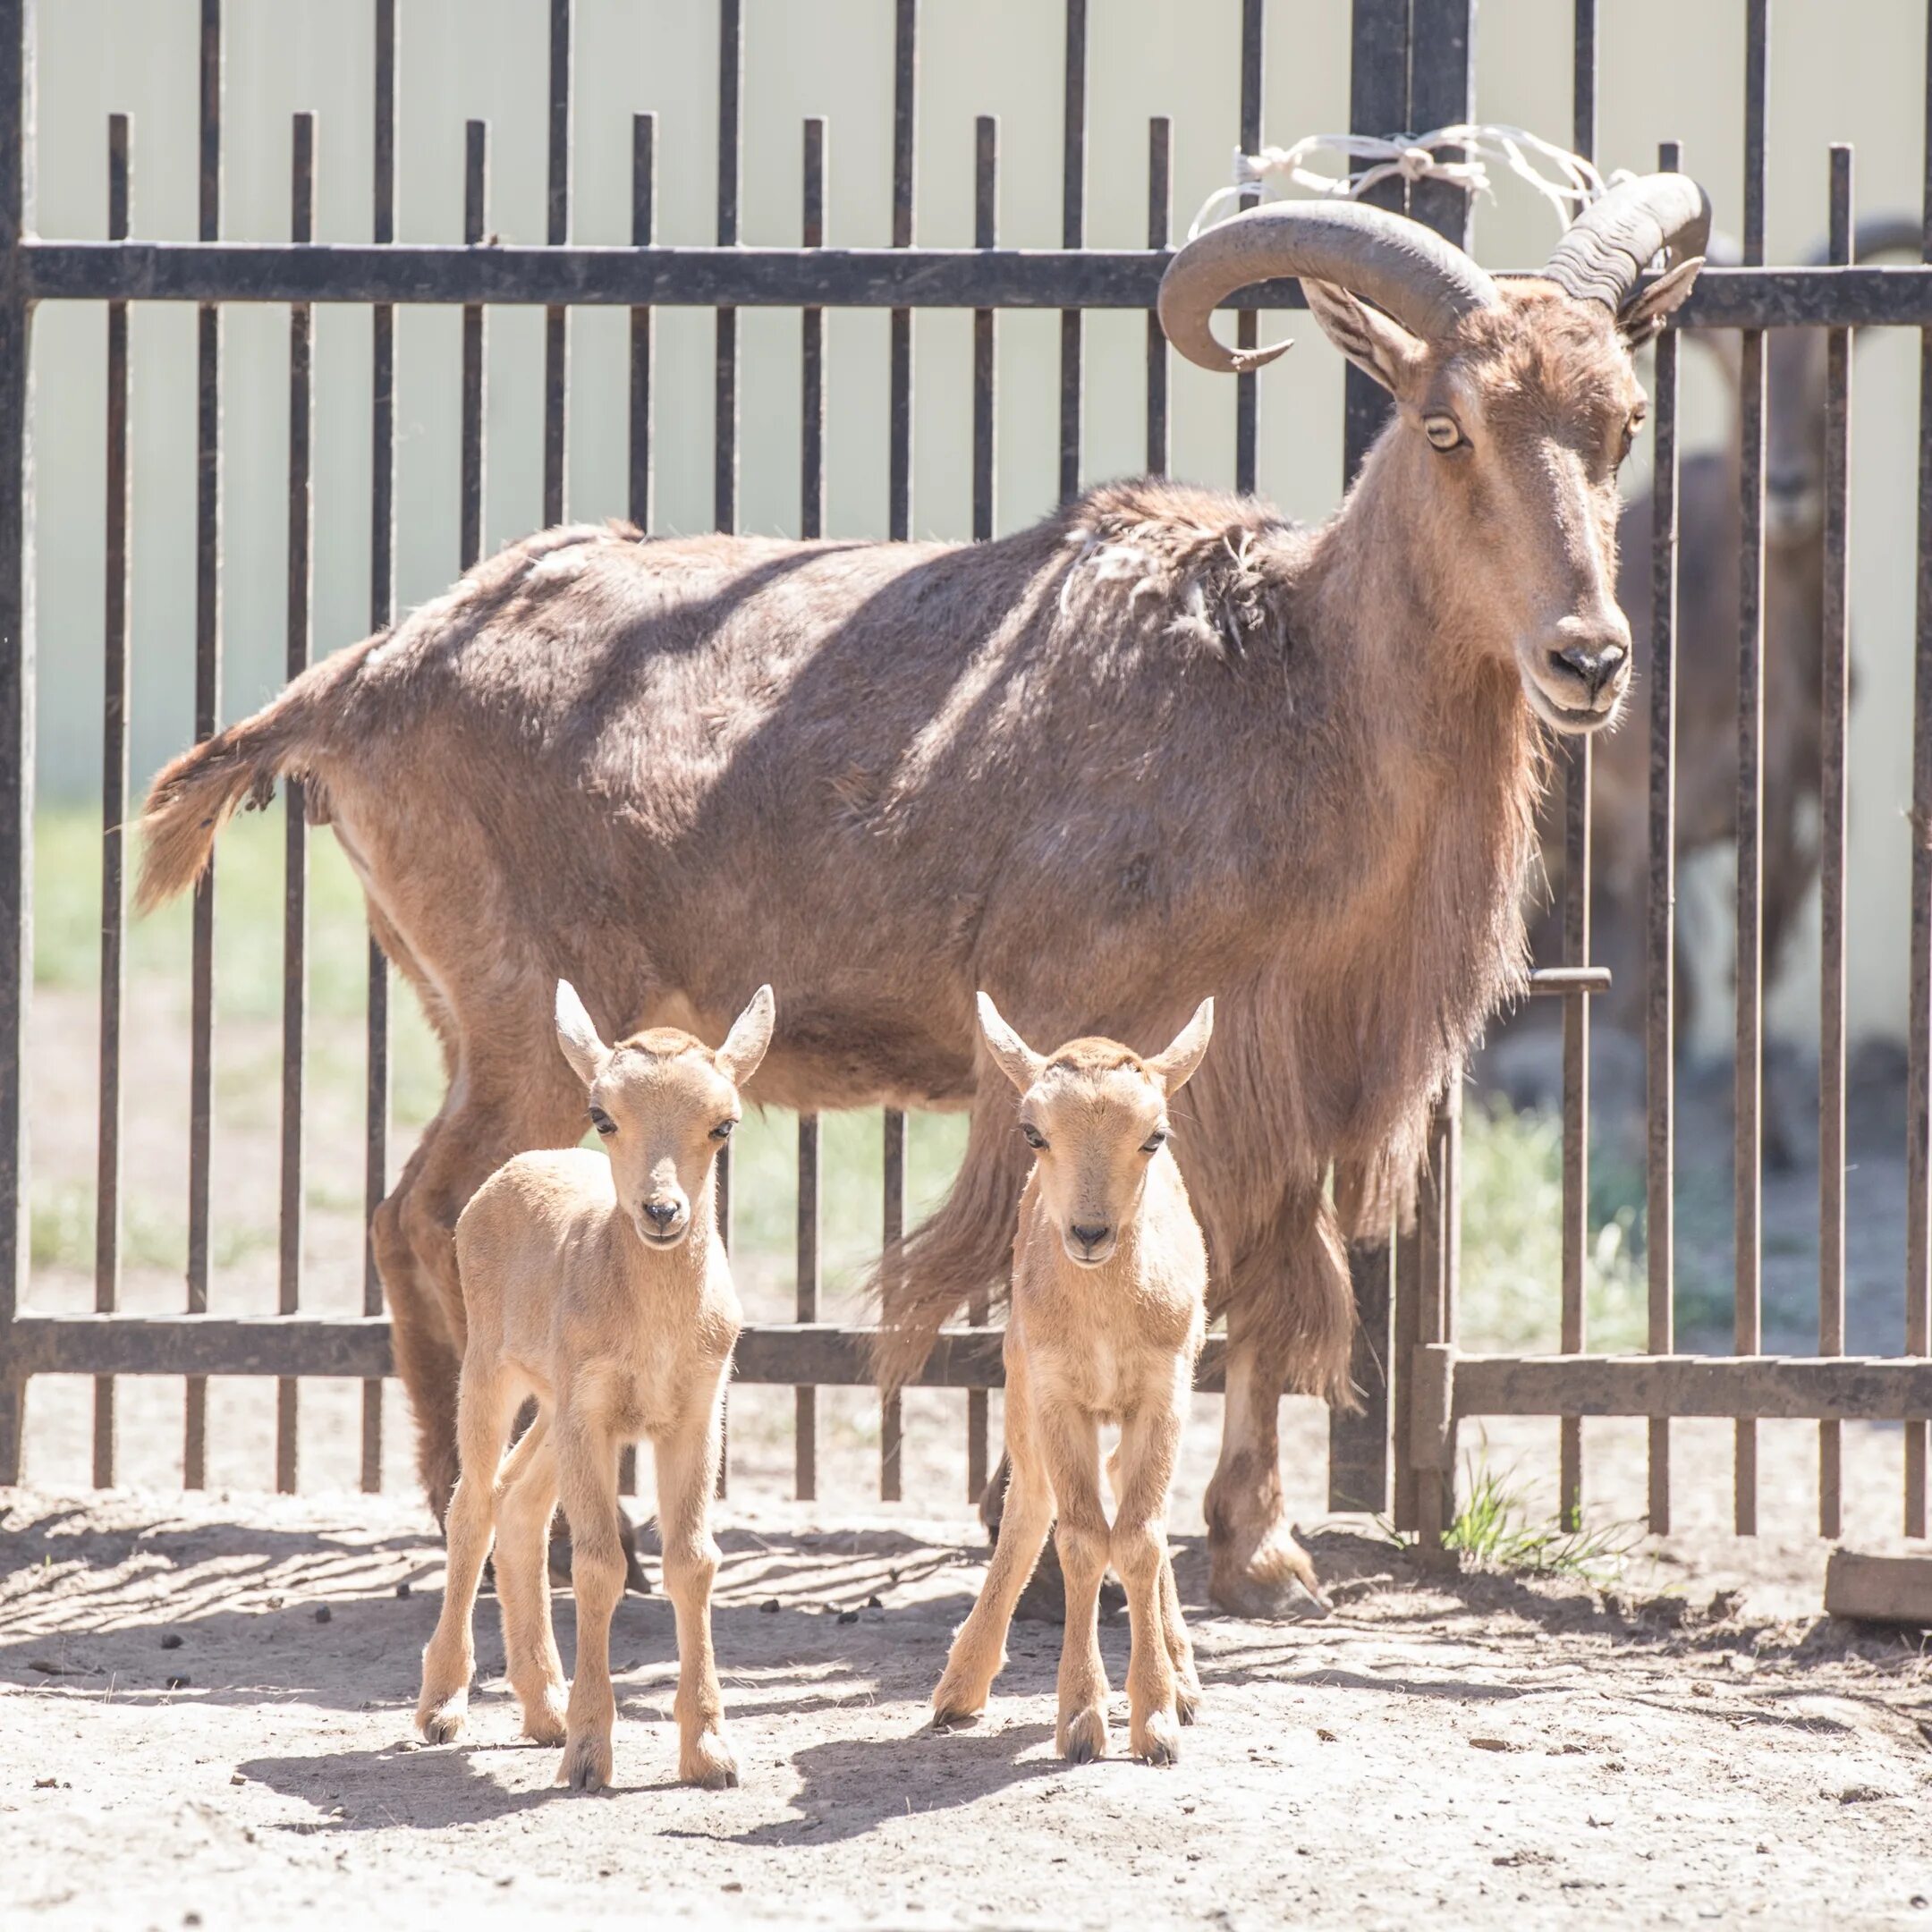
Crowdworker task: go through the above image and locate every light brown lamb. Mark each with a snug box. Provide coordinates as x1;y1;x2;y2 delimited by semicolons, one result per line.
933;996;1212;1765
136;175;1708;1618
414;980;772;1792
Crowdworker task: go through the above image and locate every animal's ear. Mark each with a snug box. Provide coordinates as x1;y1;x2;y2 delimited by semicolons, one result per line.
1301;279;1428;400
976;992;1046;1094
716;983;775;1086
555;979;609;1088
1615;255;1703;346
1148;997;1214;1094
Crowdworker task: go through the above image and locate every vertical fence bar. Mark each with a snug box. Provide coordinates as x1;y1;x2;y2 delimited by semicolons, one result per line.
1057;0;1086;503
878;0;915;1501
93;112;130;1488
1908;4;1932;1540
461;122;487;571
1559;0;1596;1533
1145;116;1169;479
1818;144;1852;1540
0;0;30;1489
964;110;996;1504
716;0;741;537
275;113;315;1496
712;0;743;1504
1648;140;1683;1533
1343;0;1407;485
184;0;222;1490
1233;0;1261;493
360;0;395;1496
542;0;569;527
1734;0;1770;1537
794;114;826;1506
629;114;653;533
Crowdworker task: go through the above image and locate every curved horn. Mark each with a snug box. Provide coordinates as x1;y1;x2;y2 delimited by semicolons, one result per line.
1158;199;1502;375
1805;214;1924;267
1543;172;1712;310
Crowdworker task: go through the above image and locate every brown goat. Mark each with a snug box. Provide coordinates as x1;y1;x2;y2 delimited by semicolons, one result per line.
136;178;1707;1617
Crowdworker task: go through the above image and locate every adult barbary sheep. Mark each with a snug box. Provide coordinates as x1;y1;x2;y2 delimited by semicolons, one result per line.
136;174;1709;1617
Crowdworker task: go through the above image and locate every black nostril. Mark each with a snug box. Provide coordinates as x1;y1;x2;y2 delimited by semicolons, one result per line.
642;1200;678;1228
1070;1222;1110;1250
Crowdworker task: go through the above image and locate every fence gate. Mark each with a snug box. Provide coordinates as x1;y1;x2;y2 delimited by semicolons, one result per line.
0;0;1929;1544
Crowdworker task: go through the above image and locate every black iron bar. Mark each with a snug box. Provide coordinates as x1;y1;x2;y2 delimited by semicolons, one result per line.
796;114;826;1505
461;122;487;572
361;0;396;1496
185;0;222;1490
1342;0;1407;486
1909;0;1932;1540
94;112;131;1489
1648;140;1684;1534
967;110;996;1504
1819;144;1853;1540
882;1107;907;1503
1058;0;1086;503
715;0;741;535
1233;0;1262;494
629;114;654;532
1734;0;1770;1537
13;245;1918;325
1560;0;1596;1532
276;111;314;1496
1145;117;1169;479
543;0;570;527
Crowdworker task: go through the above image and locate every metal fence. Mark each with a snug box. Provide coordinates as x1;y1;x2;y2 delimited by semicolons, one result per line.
1;0;1930;1545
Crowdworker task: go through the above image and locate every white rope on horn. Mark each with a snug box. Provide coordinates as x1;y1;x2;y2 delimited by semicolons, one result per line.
1188;123;1640;241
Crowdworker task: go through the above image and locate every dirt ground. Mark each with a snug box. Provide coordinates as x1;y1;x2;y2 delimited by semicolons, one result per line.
5;1416;1931;1932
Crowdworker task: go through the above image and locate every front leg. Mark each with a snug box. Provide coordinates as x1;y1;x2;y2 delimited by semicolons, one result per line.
1038;1407;1109;1763
1111;1393;1188;1764
653;1363;739;1791
554;1410;627;1792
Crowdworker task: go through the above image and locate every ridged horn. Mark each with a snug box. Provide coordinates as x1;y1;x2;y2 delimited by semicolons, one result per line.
1158;199;1502;375
1543;172;1712;310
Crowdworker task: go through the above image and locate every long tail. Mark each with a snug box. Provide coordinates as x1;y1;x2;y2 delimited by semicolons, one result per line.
135;638;374;915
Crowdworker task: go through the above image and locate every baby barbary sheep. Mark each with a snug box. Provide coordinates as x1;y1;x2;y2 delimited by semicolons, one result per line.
416;980;773;1792
934;994;1213;1765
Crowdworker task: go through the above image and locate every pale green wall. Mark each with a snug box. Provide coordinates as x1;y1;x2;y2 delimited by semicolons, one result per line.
21;0;1927;1041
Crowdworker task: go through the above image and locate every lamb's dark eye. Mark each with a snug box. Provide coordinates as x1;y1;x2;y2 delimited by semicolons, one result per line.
1021;1123;1046;1150
1140;1128;1168;1155
589;1106;616;1138
710;1119;736;1140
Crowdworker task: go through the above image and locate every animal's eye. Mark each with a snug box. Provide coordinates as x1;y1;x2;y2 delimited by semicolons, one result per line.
1140;1128;1168;1155
1021;1123;1046;1150
710;1120;736;1140
1422;412;1463;452
589;1106;616;1138
1617;409;1646;465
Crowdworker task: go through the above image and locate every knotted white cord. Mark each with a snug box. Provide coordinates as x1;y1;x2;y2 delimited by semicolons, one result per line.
1188;123;1639;240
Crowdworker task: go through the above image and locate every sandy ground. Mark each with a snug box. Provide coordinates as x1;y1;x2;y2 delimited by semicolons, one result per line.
4;1454;1931;1932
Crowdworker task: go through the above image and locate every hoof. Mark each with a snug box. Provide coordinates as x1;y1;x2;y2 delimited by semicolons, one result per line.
1174;1678;1202;1726
1134;1708;1182;1767
558;1732;613;1794
1058;1704;1109;1764
931;1668;987;1728
521;1695;568;1748
682;1731;741;1791
418;1702;465;1747
1208;1526;1332;1621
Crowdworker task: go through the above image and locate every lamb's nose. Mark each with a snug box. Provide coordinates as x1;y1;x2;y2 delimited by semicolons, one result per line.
1070;1222;1111;1253
641;1199;679;1229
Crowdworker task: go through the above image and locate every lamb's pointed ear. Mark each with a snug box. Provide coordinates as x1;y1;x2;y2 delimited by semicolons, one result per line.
1615;255;1703;346
555;980;609;1088
1301;279;1428;401
977;992;1046;1094
716;984;775;1086
1148;997;1214;1094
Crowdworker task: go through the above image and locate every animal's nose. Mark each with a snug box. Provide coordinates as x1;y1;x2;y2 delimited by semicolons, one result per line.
641;1199;680;1229
1069;1222;1111;1253
1767;467;1810;503
1552;638;1628;704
